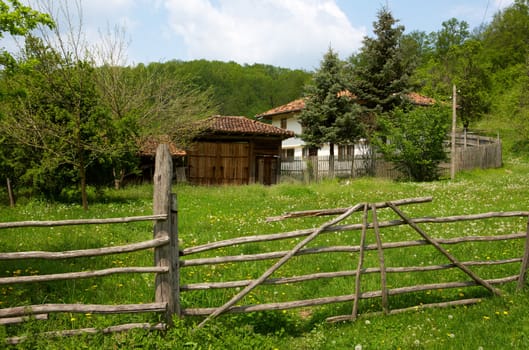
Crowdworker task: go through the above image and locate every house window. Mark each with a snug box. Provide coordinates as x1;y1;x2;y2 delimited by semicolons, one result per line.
280;117;287;129
281;148;295;160
338;145;354;160
303;147;317;157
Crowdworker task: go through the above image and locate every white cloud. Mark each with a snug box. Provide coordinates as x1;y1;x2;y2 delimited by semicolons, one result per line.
494;0;514;9
163;0;364;69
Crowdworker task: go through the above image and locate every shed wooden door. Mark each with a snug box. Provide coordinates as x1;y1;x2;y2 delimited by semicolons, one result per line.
257;156;278;185
188;142;249;185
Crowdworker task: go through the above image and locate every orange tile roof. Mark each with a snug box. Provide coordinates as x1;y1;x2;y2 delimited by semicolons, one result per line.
257;92;436;118
256;98;307;118
199;115;294;139
404;92;437;106
138;135;186;156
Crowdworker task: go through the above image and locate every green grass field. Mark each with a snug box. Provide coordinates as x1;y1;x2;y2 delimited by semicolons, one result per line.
2;155;529;349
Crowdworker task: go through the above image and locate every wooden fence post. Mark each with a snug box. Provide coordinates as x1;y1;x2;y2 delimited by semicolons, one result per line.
450;84;457;180
153;144;179;324
517;216;529;290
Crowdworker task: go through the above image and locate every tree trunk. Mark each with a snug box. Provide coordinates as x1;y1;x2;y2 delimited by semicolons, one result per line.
6;178;15;207
113;167;122;190
329;143;335;179
80;155;89;211
350;145;356;178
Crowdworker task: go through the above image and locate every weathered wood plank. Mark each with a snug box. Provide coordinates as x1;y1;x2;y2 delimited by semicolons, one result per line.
517;216;529;289
185;216;527;256
0;237;169;260
352;204;368;319
265;197;433;222
181;234;526;267
183;276;515;317
5;322;166;345
0;303;167;318
0;266;168;285
0;313;48;325
327;298;483;323
0;215;167;229
153;144;178;324
181;257;521;291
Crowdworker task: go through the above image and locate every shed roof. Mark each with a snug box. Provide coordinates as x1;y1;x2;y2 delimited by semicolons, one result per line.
138;135;186;157
197;115;294;139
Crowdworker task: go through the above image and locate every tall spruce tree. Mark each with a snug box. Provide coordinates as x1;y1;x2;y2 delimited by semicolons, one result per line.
348;7;412;114
299;47;364;176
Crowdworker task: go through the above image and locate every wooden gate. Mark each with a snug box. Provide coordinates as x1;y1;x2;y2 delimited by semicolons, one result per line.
177;198;529;328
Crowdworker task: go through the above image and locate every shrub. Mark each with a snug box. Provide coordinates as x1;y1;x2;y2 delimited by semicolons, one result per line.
374;105;450;181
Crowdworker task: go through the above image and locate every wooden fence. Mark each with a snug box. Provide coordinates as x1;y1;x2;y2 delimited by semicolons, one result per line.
1;144;527;343
0;144;177;345
179;197;529;328
280;133;502;181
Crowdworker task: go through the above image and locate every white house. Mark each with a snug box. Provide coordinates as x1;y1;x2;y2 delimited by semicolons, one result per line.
256;92;436;160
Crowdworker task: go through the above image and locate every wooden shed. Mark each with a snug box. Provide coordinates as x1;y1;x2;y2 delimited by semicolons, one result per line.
187;115;294;185
138;135;187;183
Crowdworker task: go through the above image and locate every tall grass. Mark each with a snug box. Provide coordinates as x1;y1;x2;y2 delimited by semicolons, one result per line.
1;157;529;348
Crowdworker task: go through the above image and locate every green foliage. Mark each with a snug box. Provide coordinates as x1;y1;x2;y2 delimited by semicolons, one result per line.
0;35;108;209
348;7;413;113
299;47;364;150
451;39;491;129
417;20;491;130
0;0;54;68
374;106;450;181
0;0;53;38
482;0;529;69
499;61;529;156
159;59;311;117
433;18;470;59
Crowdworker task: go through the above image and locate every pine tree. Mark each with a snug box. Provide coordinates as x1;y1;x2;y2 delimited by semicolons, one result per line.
298;47;364;176
348;7;412;114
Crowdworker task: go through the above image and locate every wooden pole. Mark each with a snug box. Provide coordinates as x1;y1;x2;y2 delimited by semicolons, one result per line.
517;216;529;290
351;204;368;319
6;177;15;207
372;204;389;314
153;144;178;324
171;193;180;317
450;84;457;180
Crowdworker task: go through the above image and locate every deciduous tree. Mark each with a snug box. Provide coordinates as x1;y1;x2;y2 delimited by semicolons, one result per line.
0;0;54;205
92;27;218;189
374;106;450;181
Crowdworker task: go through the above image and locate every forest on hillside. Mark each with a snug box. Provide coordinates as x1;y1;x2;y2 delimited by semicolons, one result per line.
1;0;529;207
154;60;311;118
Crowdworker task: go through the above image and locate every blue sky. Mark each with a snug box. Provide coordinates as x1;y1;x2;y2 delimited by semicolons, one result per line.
14;0;514;71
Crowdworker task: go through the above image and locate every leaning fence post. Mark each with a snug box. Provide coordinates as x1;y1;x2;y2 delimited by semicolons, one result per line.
153;144;179;324
517;216;529;290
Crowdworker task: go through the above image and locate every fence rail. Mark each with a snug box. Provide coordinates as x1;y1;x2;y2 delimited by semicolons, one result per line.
0;144;176;345
0;142;523;344
179;197;529;328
